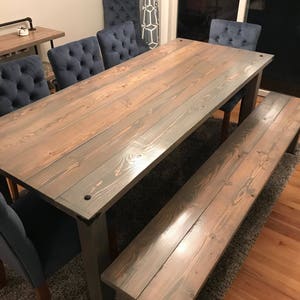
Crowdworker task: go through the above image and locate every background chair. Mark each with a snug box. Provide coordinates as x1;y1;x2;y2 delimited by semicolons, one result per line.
102;0;149;54
208;19;262;140
0;192;80;299
0;55;50;116
97;21;140;69
0;55;50;200
47;36;105;90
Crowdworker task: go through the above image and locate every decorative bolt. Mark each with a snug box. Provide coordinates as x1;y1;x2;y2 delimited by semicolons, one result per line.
84;195;91;201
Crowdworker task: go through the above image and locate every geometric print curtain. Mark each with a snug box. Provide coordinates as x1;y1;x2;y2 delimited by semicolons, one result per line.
141;0;160;49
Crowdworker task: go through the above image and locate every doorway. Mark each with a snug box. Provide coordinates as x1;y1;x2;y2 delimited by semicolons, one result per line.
177;0;240;41
247;0;300;96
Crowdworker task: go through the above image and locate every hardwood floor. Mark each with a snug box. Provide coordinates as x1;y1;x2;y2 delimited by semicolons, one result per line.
214;97;300;300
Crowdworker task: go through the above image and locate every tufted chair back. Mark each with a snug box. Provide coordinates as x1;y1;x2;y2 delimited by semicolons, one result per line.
209;19;261;51
47;36;105;90
97;21;140;69
102;0;149;53
208;19;262;141
0;55;50;117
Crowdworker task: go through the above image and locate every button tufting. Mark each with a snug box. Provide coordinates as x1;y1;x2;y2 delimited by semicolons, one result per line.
34;77;41;84
1;72;8;80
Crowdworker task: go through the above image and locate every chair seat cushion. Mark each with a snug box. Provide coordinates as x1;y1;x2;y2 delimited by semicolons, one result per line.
12;192;81;277
220;88;245;113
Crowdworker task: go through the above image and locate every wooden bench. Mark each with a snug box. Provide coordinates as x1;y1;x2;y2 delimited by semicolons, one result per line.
102;92;300;300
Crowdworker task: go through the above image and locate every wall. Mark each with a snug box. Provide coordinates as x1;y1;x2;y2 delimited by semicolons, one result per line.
237;0;250;21
0;0;104;59
159;0;178;44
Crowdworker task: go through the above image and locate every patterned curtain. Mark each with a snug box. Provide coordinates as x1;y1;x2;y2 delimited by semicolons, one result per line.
141;0;160;49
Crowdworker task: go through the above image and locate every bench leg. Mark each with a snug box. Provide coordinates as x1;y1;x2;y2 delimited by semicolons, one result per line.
76;213;115;300
287;130;299;154
239;71;262;124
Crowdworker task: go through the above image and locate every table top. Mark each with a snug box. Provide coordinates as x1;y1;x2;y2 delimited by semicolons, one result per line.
0;39;273;220
0;26;65;56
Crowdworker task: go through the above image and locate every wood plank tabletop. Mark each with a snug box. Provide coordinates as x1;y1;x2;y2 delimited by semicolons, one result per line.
0;26;65;56
0;39;273;220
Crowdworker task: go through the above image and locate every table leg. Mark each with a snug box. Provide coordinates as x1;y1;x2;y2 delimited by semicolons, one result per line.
238;71;262;124
287;130;299;154
76;213;115;300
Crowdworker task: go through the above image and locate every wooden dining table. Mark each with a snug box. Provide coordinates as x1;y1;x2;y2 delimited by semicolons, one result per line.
0;38;273;299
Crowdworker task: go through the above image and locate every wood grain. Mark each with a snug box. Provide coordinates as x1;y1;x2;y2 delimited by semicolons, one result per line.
0;27;64;56
102;93;300;300
225;157;300;300
0;39;273;219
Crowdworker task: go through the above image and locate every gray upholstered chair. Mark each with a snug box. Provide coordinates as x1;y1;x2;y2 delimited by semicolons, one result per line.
102;0;149;54
47;36;105;90
0;55;50;117
0;192;80;299
97;21;140;69
209;19;262;140
0;55;50;200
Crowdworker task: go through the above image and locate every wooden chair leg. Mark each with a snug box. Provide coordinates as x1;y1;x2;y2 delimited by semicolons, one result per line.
6;178;19;201
0;175;12;204
221;111;231;142
35;282;51;300
0;260;6;289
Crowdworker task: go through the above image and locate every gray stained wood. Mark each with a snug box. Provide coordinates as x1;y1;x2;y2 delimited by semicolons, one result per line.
0;27;65;56
102;93;300;300
0;39;273;220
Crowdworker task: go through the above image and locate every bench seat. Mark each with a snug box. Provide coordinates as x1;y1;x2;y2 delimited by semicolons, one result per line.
102;92;300;300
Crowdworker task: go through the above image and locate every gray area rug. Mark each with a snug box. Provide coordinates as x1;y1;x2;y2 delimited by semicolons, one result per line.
0;118;298;300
